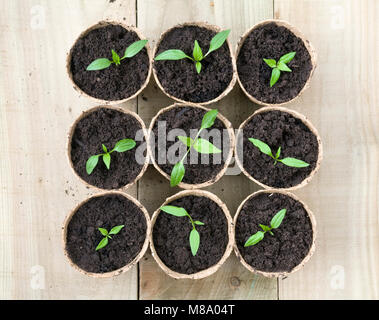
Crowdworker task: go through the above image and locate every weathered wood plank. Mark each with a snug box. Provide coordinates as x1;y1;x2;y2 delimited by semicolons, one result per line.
275;0;379;299
137;0;276;300
0;0;139;299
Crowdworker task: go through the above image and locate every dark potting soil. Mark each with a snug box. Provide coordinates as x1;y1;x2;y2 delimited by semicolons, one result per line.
70;107;145;189
235;192;313;273
241;110;318;188
66;194;147;274
151;106;230;185
154;25;234;103
237;22;313;104
70;24;149;101
153;195;228;274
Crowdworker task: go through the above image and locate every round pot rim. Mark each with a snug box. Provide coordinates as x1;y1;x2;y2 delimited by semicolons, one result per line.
150;189;234;279
67;105;150;192
235;106;323;191
152;21;237;105
233;189;317;278
147;102;235;189
235;19;317;107
62;190;151;278
66;20;152;105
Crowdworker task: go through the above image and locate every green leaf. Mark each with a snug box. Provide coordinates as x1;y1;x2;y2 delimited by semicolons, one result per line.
270;209;287;229
112;139;136;153
193;138;221;154
189;229;200;256
170;161;185;187
195;61;202;74
280;157;310;168
194;221;204;226
95;237;108;251
112;49;120;65
208;29;230;54
103;153;111;170
193;40;203;61
98;228;108;236
259;224;271;232
155;49;191;61
263;58;277;68
279;51;296;64
270;67;281;87
123;39;148;59
86;155;100;175
275;146;281;159
177;136;194;147
248;138;272;156
160;205;188;217
102;144;108;153
109;225;125;235
86;58;112;71
277;61;292;72
244;231;265;247
201;109;218;129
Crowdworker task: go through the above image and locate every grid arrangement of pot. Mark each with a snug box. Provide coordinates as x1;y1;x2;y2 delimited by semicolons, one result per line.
63;19;321;279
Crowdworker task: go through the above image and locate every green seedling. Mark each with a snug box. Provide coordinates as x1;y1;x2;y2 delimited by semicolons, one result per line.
263;51;296;87
96;225;124;251
86;138;136;175
170;109;221;187
248;138;309;168
86;39;148;71
155;29;230;73
244;209;286;247
160;205;204;256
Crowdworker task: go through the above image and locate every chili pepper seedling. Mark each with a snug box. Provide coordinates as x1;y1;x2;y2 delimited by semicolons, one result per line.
86;138;136;174
160;205;204;256
248;137;309;168
170;109;221;187
244;209;286;247
263;51;296;87
155;29;230;74
86;39;148;71
95;225;124;251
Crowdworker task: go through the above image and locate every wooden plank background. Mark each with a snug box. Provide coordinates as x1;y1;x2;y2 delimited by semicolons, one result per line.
0;0;377;299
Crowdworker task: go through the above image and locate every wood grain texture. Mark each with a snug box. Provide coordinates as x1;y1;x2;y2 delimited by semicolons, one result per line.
274;0;379;299
137;0;277;300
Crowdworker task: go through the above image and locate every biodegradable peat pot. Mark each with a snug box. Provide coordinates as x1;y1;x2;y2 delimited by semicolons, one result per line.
236;19;317;106
233;189;316;278
148;103;235;189
235;106;322;190
67;20;152;104
62;191;151;277
153;22;237;105
68;105;149;191
150;190;234;279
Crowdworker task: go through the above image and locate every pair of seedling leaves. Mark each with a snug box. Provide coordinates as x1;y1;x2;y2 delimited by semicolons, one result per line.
170;109;221;187
95;225;124;251
155;29;230;74
263;51;296;87
86;39;148;71
160;205;204;256
86;139;136;175
244;208;286;247
249;138;309;168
